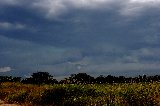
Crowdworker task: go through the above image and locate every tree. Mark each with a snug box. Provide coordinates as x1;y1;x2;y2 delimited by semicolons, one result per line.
69;73;94;84
105;75;115;83
95;75;106;84
22;72;58;84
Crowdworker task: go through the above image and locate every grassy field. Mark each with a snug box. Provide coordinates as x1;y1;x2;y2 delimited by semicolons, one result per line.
0;82;160;106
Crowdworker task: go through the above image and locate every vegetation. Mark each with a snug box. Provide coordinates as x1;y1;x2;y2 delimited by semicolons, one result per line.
1;72;160;84
21;72;58;85
1;72;160;105
0;82;160;106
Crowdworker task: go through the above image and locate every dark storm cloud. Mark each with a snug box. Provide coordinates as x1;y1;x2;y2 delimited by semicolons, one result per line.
1;0;160;78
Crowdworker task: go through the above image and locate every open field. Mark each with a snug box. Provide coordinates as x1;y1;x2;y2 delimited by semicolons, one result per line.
1;82;160;106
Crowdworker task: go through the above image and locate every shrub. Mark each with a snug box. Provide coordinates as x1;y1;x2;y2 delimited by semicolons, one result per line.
41;87;66;105
5;90;27;104
0;91;8;100
119;85;158;106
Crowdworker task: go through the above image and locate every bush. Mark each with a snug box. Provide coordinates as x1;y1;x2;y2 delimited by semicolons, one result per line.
5;90;27;104
119;85;158;106
66;85;99;97
0;91;8;100
41;87;66;105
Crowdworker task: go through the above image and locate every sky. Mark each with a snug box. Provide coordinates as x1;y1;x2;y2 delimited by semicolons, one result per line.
0;0;160;79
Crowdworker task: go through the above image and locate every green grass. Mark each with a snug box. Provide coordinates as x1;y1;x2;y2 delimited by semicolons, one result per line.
0;82;160;106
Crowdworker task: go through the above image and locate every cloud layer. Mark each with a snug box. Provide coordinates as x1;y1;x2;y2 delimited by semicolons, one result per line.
0;0;160;78
1;0;160;18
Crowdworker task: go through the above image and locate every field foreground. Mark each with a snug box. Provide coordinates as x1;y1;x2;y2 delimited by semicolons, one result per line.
0;82;160;106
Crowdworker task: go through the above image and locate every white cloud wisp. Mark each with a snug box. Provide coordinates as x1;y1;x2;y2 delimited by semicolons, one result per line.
0;67;12;72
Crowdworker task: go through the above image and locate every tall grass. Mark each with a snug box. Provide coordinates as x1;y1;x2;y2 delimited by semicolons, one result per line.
0;82;160;106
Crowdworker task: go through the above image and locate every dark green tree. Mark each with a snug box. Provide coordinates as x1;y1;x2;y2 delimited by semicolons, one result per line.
22;71;58;84
69;73;94;84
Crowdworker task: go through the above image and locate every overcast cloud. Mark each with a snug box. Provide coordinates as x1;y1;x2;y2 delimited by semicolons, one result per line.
0;0;160;78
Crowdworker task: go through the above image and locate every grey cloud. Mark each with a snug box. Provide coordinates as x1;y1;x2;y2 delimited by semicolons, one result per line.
0;35;83;74
65;54;160;76
1;0;159;18
1;0;160;77
132;48;160;57
31;0;160;18
143;34;160;44
85;62;160;74
0;22;26;30
119;0;158;16
0;0;20;6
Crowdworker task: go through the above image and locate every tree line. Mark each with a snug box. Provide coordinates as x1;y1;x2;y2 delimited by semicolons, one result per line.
1;72;160;84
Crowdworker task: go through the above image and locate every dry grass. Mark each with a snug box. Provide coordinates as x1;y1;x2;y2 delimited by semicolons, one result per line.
0;82;160;106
